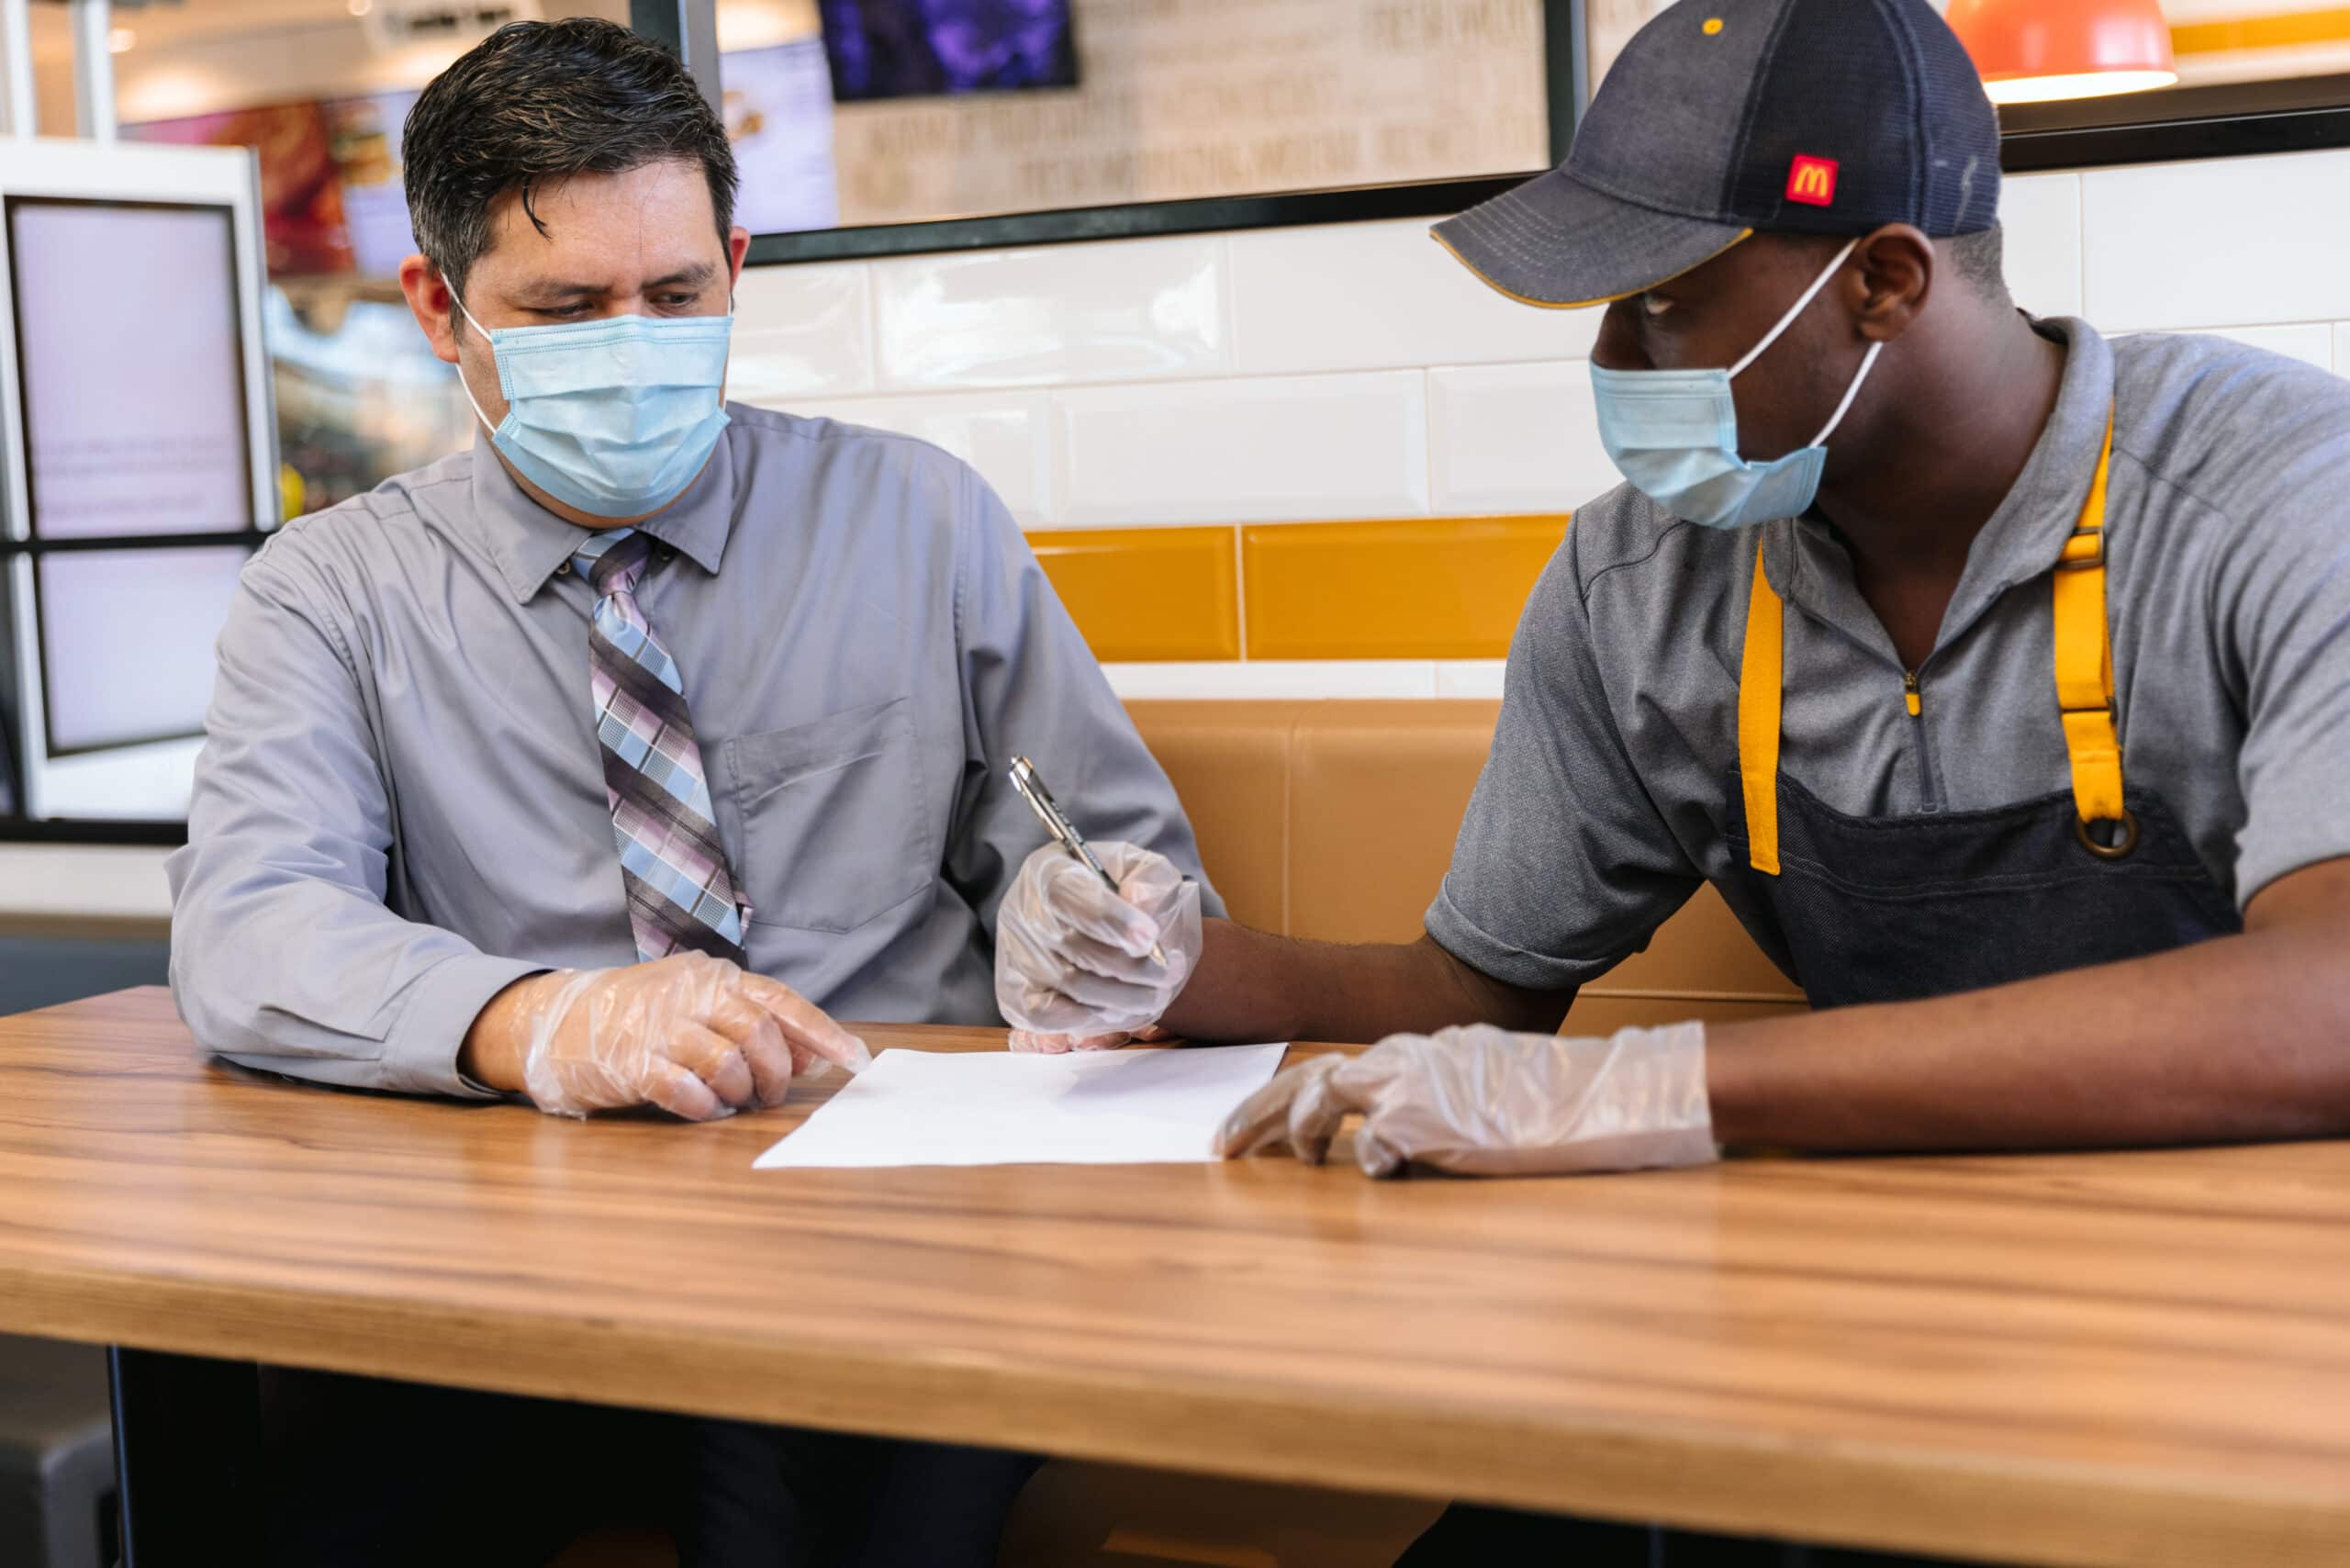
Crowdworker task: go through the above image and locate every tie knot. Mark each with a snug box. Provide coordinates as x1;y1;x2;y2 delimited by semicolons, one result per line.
574;529;653;597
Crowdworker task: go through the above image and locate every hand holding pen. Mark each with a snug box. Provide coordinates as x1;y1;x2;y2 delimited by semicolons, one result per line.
994;756;1205;1043
1009;756;1167;968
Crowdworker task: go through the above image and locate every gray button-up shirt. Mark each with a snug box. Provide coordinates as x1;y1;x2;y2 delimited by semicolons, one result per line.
167;405;1220;1097
1430;318;2350;991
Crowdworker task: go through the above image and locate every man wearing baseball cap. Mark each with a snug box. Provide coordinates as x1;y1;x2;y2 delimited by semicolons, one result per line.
996;0;2350;1222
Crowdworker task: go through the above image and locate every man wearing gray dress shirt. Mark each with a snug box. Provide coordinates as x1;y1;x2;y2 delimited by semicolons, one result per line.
165;18;1215;1566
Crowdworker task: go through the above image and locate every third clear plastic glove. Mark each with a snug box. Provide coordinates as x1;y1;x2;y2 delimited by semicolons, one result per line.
1215;1022;1718;1178
1008;1023;1178;1056
995;841;1203;1040
510;951;872;1120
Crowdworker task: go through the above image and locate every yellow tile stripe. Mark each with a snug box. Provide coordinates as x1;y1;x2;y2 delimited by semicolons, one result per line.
1026;526;1241;663
1028;516;1568;664
2171;7;2350;55
1246;516;1569;660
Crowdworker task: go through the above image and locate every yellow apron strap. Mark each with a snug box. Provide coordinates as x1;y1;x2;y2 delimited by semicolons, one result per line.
1736;409;2118;875
2052;413;2125;824
1738;536;1784;875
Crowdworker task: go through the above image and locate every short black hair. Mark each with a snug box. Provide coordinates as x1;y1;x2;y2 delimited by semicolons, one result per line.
1947;224;2009;303
1781;225;2009;306
402;17;738;306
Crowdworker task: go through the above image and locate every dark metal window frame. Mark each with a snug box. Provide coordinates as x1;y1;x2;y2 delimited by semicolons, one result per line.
0;526;267;840
733;1;2350;268
11;6;2350;842
742;0;1588;268
0;190;272;838
4;195;265;762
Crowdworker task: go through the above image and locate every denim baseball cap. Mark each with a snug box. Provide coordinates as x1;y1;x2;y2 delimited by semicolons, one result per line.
1436;0;2002;308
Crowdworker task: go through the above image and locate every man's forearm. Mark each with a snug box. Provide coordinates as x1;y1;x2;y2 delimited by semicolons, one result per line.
1707;860;2350;1153
1163;920;1576;1044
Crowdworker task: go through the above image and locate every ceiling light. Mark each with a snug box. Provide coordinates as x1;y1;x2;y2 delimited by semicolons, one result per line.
1948;0;2179;106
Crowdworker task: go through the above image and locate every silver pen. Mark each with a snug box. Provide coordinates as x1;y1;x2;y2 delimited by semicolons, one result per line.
1008;756;1167;968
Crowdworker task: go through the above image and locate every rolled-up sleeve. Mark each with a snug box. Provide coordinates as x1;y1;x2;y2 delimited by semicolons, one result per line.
165;549;541;1098
2225;477;2350;908
942;467;1225;927
1426;535;1701;991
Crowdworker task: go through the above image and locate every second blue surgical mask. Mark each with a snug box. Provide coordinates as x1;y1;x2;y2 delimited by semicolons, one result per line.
453;294;733;519
1589;238;1883;531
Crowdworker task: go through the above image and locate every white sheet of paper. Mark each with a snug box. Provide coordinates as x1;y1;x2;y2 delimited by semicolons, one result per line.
753;1043;1290;1170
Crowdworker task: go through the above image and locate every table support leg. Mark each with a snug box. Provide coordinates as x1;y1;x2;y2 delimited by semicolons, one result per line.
108;1346;264;1566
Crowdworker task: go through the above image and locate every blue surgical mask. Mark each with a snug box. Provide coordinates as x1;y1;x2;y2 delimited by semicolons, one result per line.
1589;238;1883;531
453;294;733;519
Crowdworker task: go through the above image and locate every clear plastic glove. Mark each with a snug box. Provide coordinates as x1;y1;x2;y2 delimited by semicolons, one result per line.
499;951;872;1120
1215;1022;1718;1178
995;841;1203;1039
1009;1023;1176;1055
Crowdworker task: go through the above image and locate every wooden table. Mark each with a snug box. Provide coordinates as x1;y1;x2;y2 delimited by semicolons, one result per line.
5;989;2350;1567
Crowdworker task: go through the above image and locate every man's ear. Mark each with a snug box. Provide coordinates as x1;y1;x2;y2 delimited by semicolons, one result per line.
1848;224;1933;343
725;225;750;292
399;253;462;366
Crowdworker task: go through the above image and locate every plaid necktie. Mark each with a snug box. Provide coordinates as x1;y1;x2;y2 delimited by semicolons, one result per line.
575;529;748;965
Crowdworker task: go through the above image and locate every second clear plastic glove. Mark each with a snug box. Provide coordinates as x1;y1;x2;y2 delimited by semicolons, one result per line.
510;951;872;1120
1214;1022;1718;1178
995;841;1203;1038
1008;1023;1177;1055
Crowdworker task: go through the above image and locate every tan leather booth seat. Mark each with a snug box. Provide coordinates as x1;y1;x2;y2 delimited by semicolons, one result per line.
1124;700;1807;1033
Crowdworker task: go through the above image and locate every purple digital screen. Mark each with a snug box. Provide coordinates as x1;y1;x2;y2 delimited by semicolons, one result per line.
820;0;1078;102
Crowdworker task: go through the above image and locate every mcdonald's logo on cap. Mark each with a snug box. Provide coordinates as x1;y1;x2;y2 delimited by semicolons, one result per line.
1785;155;1839;207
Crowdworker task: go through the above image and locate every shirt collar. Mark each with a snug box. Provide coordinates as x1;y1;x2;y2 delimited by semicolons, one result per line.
1767;315;2115;663
1933;315;2116;612
467;420;741;603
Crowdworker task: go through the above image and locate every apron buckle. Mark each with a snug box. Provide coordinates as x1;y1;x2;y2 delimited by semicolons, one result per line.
2074;808;2140;860
2055;526;2105;570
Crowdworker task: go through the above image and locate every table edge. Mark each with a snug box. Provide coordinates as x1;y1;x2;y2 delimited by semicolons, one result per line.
4;1262;2344;1568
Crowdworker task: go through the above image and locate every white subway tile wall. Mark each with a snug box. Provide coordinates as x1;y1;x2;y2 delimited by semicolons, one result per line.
1433;661;1510;700
1102;661;1445;700
1229;218;1600;376
1998;172;2083;320
729;145;2350;697
729;263;876;402
784;390;1054;524
2083;148;2350;330
872;235;1229;390
1052;371;1430;527
1428;359;1614;515
2192;324;2334;372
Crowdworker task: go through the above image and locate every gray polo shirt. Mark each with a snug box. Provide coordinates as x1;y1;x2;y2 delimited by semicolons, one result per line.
1428;318;2350;992
167;405;1220;1098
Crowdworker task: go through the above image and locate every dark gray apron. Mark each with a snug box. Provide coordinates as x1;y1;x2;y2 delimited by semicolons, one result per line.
1710;417;2240;1007
1718;773;2240;1007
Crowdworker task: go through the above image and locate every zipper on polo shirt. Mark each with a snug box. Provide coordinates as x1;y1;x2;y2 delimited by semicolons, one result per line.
1902;667;1942;811
1792;599;1949;812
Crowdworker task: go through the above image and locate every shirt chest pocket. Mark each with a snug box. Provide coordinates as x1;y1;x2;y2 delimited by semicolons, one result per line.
722;696;931;934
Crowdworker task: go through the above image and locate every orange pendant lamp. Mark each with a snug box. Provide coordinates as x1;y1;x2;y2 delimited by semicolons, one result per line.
1947;0;2178;105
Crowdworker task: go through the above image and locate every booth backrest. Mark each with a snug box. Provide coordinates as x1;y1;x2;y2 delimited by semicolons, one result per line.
1125;700;1807;1035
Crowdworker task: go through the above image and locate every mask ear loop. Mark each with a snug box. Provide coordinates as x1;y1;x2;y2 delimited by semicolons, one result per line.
447;289;501;436
1729;236;1863;379
1808;339;1884;446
